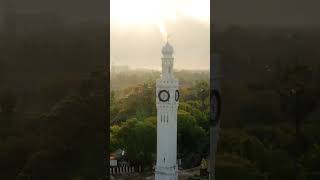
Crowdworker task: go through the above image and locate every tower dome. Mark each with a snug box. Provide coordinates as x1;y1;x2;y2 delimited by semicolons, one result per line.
162;42;174;55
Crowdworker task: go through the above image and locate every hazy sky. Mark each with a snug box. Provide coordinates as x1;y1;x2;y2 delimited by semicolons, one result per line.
110;0;210;70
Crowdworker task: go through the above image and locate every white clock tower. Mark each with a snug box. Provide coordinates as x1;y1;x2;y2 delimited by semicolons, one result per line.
155;41;179;180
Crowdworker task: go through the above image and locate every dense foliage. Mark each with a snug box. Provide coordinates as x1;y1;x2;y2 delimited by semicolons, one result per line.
212;27;320;180
0;74;108;180
0;22;108;180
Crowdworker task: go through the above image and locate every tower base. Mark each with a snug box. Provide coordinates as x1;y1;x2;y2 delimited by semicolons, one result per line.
155;166;177;180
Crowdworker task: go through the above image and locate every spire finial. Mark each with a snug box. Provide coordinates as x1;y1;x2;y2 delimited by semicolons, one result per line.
166;34;170;43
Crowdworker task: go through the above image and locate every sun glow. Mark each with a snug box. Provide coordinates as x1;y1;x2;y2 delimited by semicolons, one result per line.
111;0;209;40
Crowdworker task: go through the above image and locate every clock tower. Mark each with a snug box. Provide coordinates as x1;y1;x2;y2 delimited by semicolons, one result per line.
155;41;179;180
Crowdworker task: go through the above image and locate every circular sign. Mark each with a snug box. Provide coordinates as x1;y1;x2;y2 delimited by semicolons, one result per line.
175;90;180;101
158;90;170;102
210;89;221;127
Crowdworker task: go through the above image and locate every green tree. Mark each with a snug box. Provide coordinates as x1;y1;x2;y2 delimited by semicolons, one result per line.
179;102;209;131
16;95;106;180
177;111;207;159
117;118;156;170
110;125;122;152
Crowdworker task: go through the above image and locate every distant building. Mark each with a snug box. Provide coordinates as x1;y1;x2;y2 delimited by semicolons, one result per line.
109;149;139;175
110;64;130;74
109;149;128;167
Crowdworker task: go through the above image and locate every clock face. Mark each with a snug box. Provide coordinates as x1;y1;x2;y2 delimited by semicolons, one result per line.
210;89;221;127
158;90;170;102
175;90;180;101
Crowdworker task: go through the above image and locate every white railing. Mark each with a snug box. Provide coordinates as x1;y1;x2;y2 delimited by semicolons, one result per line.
110;165;142;175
